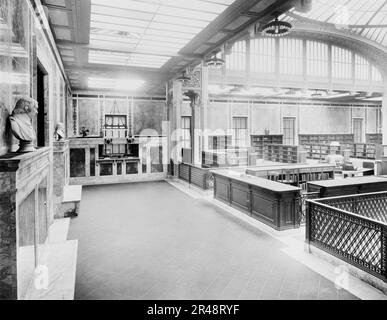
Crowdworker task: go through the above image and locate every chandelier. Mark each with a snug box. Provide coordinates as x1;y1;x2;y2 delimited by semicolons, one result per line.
262;17;292;37
205;54;225;69
176;70;191;82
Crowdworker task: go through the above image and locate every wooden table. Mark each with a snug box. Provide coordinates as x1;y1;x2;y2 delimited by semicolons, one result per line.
213;170;301;231
307;176;387;198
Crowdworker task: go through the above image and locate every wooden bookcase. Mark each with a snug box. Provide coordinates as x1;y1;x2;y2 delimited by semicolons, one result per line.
251;135;283;159
366;134;382;144
246;164;335;188
299;134;354;145
264;144;305;164
303;143;382;160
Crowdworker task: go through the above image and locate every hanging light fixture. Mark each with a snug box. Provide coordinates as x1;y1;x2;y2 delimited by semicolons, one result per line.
205;53;225;69
176;70;191;82
262;16;292;37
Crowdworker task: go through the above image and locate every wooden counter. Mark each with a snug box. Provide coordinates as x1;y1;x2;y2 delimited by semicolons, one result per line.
307;176;387;198
246;163;335;186
213;170;301;231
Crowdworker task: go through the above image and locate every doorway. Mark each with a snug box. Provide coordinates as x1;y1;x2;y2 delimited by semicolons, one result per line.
37;62;47;147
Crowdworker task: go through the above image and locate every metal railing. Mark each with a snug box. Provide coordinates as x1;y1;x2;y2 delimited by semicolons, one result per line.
306;191;387;282
299;191;320;225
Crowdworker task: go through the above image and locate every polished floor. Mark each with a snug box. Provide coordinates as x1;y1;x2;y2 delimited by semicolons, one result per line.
68;181;358;300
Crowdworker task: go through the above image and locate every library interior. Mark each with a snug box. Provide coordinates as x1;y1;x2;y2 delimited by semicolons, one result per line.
1;0;387;300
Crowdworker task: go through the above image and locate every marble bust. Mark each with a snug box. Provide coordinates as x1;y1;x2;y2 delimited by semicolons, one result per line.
9;97;38;153
54;122;65;141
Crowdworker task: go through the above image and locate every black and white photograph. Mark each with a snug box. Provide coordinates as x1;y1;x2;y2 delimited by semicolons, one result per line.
1;0;387;307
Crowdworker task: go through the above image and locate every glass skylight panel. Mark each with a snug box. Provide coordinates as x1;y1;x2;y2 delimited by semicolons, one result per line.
92;14;150;28
148;22;202;34
157;7;217;22
92;0;159;12
159;0;229;13
143;30;194;40
152;15;209;28
88;77;145;91
89;50;171;68
90;34;140;44
91;5;154;20
89;0;236;68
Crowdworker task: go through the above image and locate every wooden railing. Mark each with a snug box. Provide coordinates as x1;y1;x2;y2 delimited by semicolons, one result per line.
306;192;387;282
178;163;213;190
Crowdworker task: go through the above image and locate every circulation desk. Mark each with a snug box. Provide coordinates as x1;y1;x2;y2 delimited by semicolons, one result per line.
213;170;302;230
307;176;387;198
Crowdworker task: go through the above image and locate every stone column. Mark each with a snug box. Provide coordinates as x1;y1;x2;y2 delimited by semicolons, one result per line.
381;88;387;174
184;90;200;165
53;140;69;218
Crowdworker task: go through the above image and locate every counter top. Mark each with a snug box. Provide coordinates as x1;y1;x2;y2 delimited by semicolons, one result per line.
308;176;387;188
213;169;301;192
246;163;336;173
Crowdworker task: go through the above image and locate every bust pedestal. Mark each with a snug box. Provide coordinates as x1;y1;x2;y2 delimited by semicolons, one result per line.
0;147;51;299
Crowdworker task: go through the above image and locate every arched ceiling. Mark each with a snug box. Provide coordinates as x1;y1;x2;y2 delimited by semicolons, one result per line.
282;0;387;47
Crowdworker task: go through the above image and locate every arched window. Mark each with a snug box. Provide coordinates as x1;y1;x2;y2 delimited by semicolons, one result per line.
355;54;370;81
306;40;328;77
279;38;303;75
332;46;352;79
372;65;383;82
250;38;275;73
226;40;246;71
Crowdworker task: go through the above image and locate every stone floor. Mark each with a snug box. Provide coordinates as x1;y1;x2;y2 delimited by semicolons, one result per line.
68;181;358;300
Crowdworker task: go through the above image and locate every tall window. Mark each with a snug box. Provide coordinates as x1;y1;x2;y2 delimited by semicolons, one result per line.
232;117;248;147
283;117;296;146
306;41;328;77
372;65;383;82
332;46;352;79
181;116;191;148
250;38;276;73
226;40;246;71
353;118;364;143
355;54;370;81
279;38;303;75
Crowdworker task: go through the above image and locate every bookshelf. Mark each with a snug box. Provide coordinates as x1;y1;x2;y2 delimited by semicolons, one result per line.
303;143;382;160
264;144;306;164
366;134;382;144
251;135;283;159
246;164;335;189
299;134;354;145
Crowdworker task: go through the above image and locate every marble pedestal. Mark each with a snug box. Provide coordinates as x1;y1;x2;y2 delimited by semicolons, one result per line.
0;147;52;299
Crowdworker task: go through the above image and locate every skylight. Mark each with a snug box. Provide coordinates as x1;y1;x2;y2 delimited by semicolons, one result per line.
88;77;145;91
89;0;236;68
284;0;387;47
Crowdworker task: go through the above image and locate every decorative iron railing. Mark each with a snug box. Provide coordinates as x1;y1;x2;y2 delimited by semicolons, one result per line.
299;191;320;225
178;163;213;190
306;191;387;282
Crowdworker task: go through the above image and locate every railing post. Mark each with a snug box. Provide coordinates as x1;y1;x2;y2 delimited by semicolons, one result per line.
381;225;387;282
305;200;312;253
189;164;192;186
